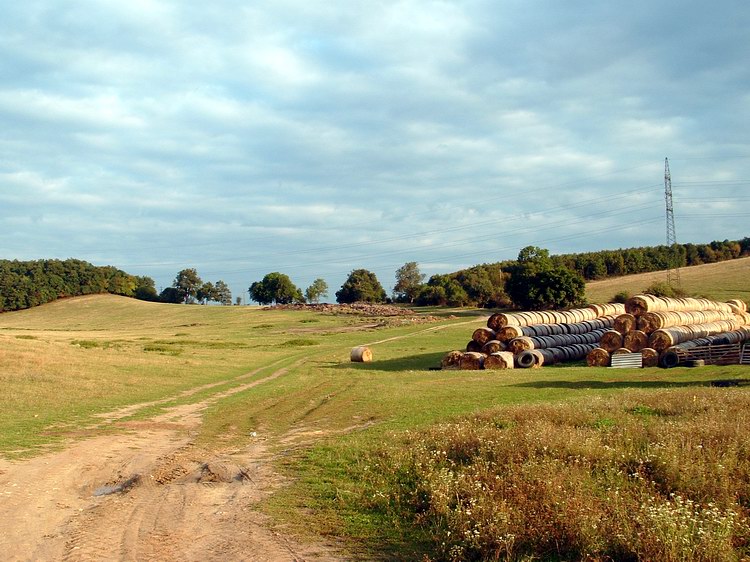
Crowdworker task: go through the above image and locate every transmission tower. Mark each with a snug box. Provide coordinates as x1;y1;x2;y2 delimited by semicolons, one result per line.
664;157;681;287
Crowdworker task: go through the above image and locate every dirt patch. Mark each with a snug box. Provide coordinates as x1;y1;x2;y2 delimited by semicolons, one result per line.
0;362;341;561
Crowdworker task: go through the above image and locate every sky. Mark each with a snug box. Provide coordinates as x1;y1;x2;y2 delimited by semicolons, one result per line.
2;1;749;302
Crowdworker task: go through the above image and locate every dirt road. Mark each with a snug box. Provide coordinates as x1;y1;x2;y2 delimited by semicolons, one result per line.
0;362;340;561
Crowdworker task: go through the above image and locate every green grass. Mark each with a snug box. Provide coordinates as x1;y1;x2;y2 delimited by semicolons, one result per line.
3;294;750;559
586;256;750;304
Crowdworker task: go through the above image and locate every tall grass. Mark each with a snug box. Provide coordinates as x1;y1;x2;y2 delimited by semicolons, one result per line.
358;388;750;561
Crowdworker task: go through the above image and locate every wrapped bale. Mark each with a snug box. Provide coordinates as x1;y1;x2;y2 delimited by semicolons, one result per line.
600;330;624;353
641;347;659;368
441;350;463;370
586;347;610;367
623;330;649;352
484;351;515;370
481;340;506;354
459;352;485;370
350;346;373;362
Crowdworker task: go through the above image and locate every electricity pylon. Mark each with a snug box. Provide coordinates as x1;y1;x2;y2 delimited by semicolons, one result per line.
664;157;681;287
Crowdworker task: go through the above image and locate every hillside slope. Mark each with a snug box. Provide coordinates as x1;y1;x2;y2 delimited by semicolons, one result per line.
586;256;750;304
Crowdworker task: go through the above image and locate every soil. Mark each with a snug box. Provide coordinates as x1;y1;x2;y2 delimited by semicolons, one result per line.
0;363;342;561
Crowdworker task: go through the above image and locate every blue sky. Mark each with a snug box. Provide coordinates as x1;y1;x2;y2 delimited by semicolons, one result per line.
2;1;749;302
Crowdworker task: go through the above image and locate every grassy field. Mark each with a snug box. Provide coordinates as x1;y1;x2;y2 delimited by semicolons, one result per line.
2;294;750;559
586;256;750;304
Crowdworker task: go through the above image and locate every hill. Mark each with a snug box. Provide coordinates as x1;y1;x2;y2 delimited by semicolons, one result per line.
585;255;750;304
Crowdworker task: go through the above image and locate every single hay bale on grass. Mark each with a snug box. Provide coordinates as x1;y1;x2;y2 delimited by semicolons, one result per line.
484;351;515;370
459;352;485;370
586;347;610;367
600;330;624;353
350;346;372;362
441;350;463;370
641;347;659;368
623;330;649;352
614;314;637;335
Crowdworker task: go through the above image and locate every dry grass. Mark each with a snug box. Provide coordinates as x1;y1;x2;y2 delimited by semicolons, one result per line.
586;257;750;304
361;388;750;561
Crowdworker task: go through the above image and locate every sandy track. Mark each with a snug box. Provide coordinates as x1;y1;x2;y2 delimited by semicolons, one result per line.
0;361;340;561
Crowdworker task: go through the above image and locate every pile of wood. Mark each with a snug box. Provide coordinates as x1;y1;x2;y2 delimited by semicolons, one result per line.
442;303;625;370
587;295;750;367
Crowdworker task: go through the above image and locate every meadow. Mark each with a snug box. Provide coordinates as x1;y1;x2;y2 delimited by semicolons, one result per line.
1;269;749;559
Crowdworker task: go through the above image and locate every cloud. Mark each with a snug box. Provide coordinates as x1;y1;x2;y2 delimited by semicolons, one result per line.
1;1;748;300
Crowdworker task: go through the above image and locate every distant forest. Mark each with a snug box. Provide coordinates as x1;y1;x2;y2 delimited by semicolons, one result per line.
416;237;750;308
0;258;156;313
1;237;748;313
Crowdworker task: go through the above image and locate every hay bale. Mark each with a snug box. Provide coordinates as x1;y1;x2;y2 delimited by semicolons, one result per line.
466;340;483;353
481;340;506;354
472;327;496;345
614;314;637;335
459;352;485;370
484;351;515;370
600;330;624;353
623;330;649;352
350;346;372;362
441;350;463;370
586;347;610;367
641;347;659;368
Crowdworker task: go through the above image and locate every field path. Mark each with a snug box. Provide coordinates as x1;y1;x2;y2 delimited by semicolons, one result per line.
0;360;340;561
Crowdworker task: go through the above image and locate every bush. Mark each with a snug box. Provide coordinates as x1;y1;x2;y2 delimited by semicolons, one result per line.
643;281;688;298
611;290;631;303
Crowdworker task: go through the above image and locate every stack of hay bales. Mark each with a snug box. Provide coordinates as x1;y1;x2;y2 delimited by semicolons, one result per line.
587;295;750;367
442;303;624;370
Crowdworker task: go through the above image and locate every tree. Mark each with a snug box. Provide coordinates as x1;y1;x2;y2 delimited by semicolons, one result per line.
173;268;202;303
159;287;183;304
393;262;425;303
305;278;329;304
214;280;232;305
336;269;386;303
197;281;215;304
506;246;586;310
248;272;304;305
134;276;159;301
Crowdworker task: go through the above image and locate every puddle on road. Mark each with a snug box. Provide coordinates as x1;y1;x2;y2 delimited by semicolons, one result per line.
93;474;141;496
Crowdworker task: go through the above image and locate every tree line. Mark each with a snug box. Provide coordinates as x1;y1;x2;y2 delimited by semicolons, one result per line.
0;258;156;313
2;237;747;314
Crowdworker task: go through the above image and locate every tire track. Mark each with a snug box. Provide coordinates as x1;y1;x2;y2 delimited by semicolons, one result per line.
0;358;340;562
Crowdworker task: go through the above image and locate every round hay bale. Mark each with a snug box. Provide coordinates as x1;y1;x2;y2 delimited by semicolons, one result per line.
440;350;463;370
614;314;637;335
516;350;540;369
623;330;649;352
600;330;624;353
508;336;534;354
350;346;373;362
466;340;483;353
660;349;682;369
459;352;485;370
472;327;496;345
586;347;610;367
641;347;659;368
481;340;506;354
612;347;632;355
497;325;524;342
484;351;515;370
